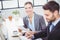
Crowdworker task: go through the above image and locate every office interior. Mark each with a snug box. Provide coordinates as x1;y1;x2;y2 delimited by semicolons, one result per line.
0;0;60;40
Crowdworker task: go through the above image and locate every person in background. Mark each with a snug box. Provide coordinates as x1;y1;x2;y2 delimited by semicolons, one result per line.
2;15;17;40
0;24;5;40
23;2;46;40
2;15;24;40
25;1;60;40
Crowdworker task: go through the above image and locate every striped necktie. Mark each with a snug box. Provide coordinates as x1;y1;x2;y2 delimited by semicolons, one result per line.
49;24;54;32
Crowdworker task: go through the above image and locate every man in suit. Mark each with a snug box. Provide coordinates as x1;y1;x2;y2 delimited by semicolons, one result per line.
25;1;60;40
23;2;46;40
0;24;5;40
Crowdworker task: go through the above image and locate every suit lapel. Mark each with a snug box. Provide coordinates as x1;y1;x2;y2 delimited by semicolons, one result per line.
50;21;60;33
25;17;32;31
34;13;38;31
25;17;29;28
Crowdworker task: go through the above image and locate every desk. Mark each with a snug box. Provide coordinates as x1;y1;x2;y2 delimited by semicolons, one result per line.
20;36;31;40
12;36;31;40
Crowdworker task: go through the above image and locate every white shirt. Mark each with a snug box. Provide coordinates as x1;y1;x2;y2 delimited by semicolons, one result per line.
2;18;24;40
50;18;60;32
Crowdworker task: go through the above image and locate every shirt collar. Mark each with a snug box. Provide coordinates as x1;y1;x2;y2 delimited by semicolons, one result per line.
27;13;34;21
52;18;60;26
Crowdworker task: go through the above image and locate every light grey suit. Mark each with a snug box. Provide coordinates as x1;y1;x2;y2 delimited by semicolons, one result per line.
23;13;46;40
0;27;5;40
23;13;46;32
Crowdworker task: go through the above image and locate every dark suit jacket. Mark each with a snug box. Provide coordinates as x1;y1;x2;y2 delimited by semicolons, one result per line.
23;13;46;32
34;21;60;40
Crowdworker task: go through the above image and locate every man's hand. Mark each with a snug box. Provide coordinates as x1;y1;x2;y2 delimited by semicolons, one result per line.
25;31;35;39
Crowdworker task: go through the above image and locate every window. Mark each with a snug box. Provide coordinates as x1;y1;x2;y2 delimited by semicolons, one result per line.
34;0;47;5
3;0;18;8
19;0;33;7
0;1;1;9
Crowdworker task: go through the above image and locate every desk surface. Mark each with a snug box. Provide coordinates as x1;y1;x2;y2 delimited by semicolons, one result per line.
12;36;31;40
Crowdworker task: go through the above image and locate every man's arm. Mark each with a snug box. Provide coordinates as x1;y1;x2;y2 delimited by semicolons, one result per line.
24;27;47;39
34;28;47;39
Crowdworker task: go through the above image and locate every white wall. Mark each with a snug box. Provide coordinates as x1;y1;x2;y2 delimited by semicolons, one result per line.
1;0;60;26
48;0;60;5
1;6;48;26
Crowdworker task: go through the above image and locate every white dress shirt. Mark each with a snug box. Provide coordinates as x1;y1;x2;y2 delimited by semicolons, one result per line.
2;18;24;40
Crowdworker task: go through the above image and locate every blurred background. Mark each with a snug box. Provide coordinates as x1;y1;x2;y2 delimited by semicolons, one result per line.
0;0;60;27
0;0;60;40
